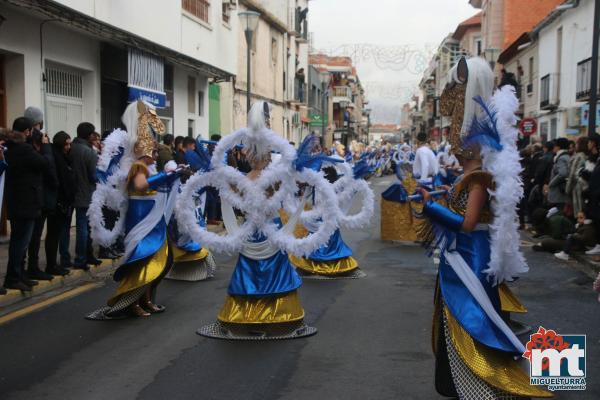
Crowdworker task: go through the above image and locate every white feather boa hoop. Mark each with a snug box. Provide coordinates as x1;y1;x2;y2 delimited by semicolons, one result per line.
176;170;255;254
88;129;132;248
176;125;341;256
332;163;375;229
482;86;528;285
265;169;339;256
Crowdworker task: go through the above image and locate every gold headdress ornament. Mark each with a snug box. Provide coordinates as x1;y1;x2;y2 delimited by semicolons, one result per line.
440;57;493;160
134;100;165;160
335;143;346;157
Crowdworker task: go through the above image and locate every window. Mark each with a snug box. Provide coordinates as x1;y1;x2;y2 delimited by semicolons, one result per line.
222;2;230;24
528;57;534;84
271;33;278;64
474;37;482;56
527;57;534;94
198;90;204;116
182;0;210;24
576;58;592;100
45;66;83;99
188;76;196;114
540;74;550;107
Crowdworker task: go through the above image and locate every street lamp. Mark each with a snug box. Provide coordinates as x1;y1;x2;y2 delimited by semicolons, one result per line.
238;10;260;121
319;69;330;144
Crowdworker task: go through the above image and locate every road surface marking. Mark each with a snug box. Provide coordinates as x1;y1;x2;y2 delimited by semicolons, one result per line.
0;282;101;325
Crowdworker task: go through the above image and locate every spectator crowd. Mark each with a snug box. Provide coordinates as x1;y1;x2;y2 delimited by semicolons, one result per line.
519;134;600;263
2;106;600;295
0;109;225;294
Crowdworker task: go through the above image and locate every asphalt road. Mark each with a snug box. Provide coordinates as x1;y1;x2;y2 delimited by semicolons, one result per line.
0;176;598;400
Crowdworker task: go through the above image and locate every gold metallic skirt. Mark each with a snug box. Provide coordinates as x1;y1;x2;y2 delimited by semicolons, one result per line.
108;241;169;306
498;283;527;314
217;290;305;324
432;285;551;398
444;307;552;398
380;199;418;242
171;245;209;264
289;254;358;275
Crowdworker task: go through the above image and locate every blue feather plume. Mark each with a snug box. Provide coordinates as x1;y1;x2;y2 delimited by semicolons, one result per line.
185;139;212;172
293;133;342;171
353;158;374;180
463;95;503;152
96;146;124;184
294;133;319;169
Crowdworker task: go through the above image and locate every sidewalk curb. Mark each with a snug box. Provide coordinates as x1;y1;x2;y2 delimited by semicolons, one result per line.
0;260;117;317
0;224;225;318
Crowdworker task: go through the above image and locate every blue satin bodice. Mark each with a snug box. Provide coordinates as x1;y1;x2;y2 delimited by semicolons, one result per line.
309;229;353;261
227;219;302;297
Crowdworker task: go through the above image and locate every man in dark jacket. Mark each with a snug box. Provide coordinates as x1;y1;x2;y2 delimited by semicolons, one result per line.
70;122;99;270
3;117;51;292
45;131;75;275
26;129;58;281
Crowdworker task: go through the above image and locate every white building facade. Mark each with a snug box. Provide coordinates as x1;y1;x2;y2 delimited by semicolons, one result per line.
0;0;236;138
536;0;598;139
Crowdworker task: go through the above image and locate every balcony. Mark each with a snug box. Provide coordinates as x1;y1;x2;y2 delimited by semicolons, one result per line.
576;58;600;101
294;7;308;42
332;86;352;104
292;78;306;104
540;73;560;110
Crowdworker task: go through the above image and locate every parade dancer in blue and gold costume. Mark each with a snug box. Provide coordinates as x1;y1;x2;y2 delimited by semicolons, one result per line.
381;145;418;242
177;102;343;339
290;228;358;278
215;151;306;332
165;140;216;282
288;136;367;279
87;101;184;320
416;57;551;399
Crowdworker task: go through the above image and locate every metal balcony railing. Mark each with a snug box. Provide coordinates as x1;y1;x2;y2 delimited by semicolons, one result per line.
294;8;308;41
576;58;600;101
540;73;560;109
293;79;305;103
332;86;352;99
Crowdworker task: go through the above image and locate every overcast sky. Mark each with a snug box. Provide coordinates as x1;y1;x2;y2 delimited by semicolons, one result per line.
309;0;479;123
